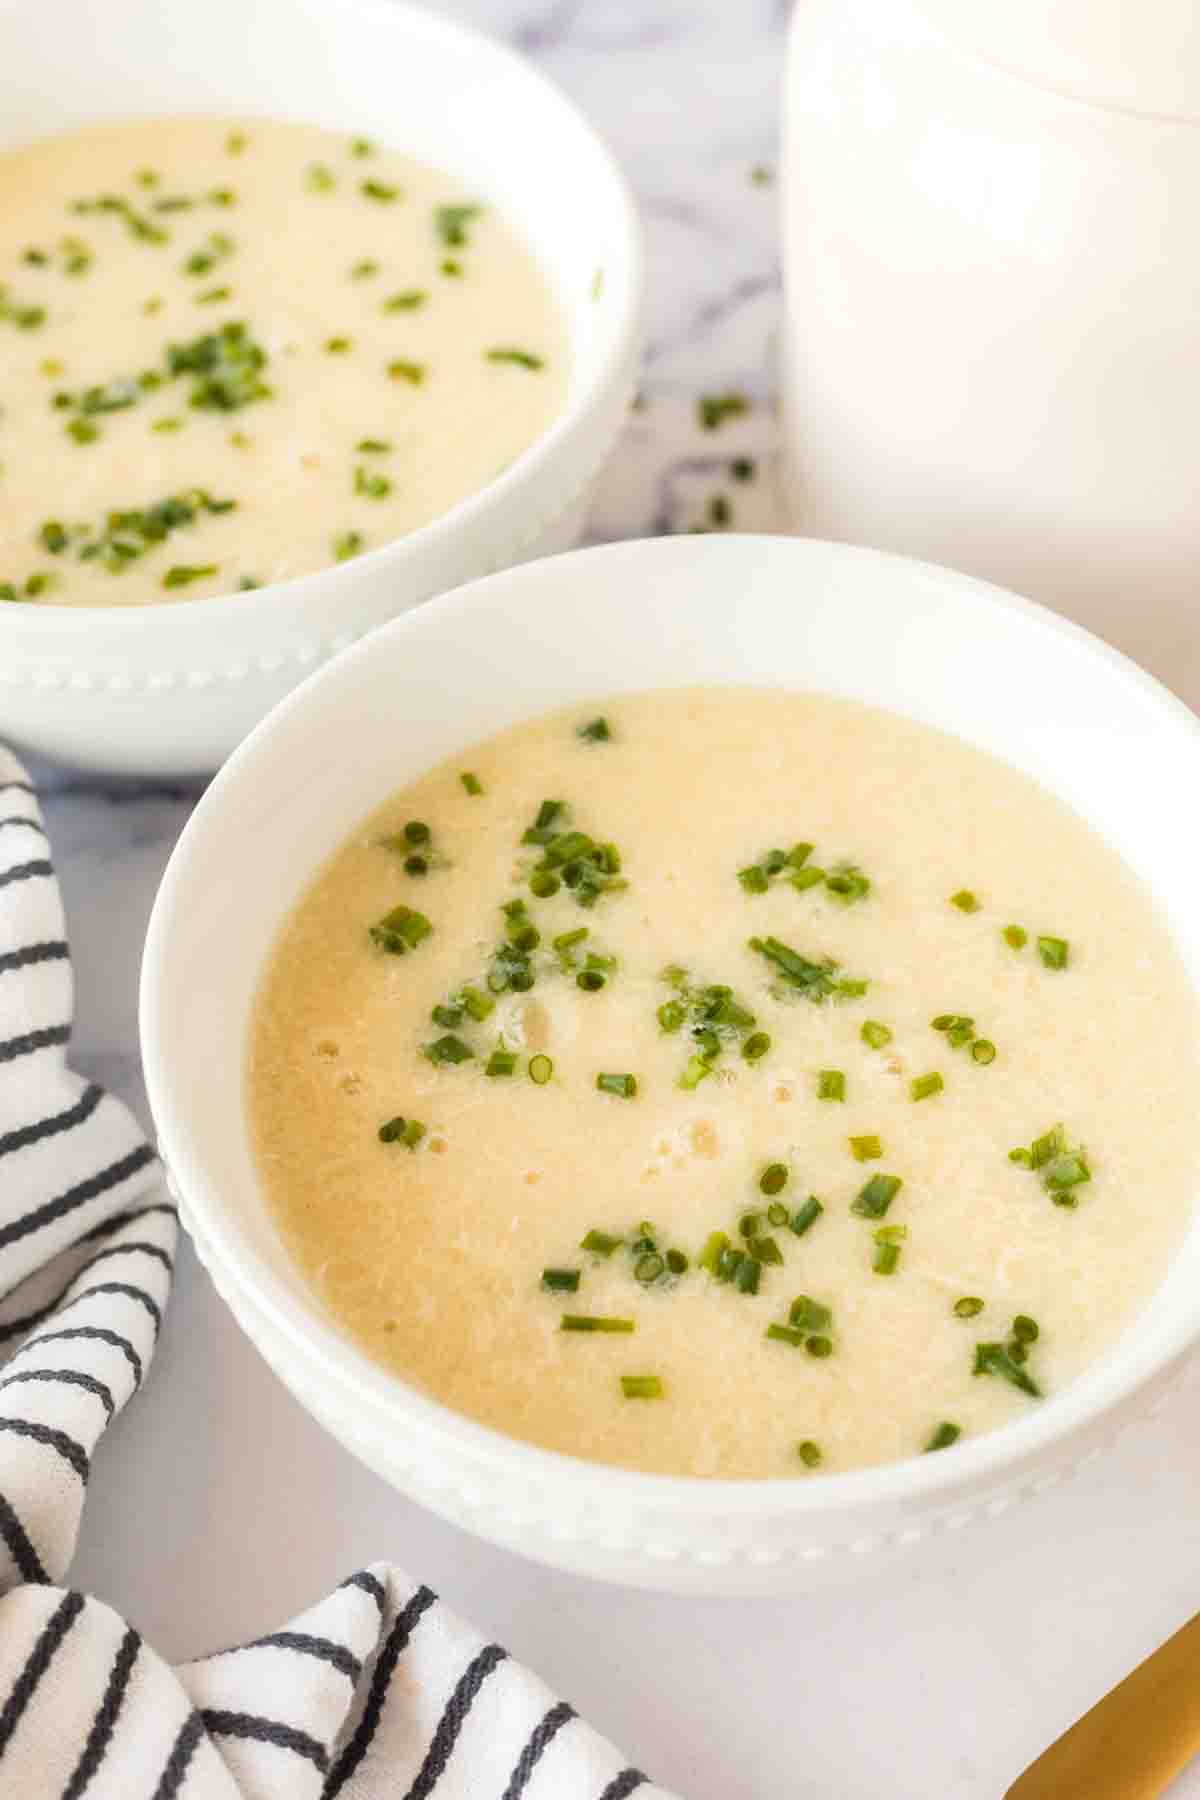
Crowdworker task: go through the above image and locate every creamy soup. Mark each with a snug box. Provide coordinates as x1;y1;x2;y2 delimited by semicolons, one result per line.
249;689;1200;1479
0;117;567;606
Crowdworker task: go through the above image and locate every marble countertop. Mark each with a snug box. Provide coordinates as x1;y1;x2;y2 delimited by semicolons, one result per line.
21;3;1200;1795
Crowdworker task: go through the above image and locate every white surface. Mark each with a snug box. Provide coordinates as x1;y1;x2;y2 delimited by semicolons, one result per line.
21;0;1200;1792
0;0;641;775
143;532;1200;1599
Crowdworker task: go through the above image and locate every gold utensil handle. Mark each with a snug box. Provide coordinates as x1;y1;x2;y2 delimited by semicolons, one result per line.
1007;1611;1200;1799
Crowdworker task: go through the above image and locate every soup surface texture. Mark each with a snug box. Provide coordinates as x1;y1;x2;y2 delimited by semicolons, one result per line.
249;689;1200;1479
0;117;567;606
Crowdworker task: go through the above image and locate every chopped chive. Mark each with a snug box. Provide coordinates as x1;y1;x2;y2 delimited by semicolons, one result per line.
852;1173;902;1219
1009;1147;1033;1168
950;890;980;912
766;1324;805;1348
305;163;336;192
806;1336;833;1358
541;1268;580;1293
435;203;482;247
487;347;545;370
369;903;432;954
816;1069;845;1102
460;771;483;795
162;563;218;588
351;259;379;280
485;1039;517;1078
825;864;871;904
797;1440;822;1468
596;1072;637;1098
350;136;374;157
954;1296;985;1318
67;418;99;444
925;1422;961;1452
577;716;611;743
657;998;686;1032
759;1162;789;1197
1037;935;1070;970
731;456;756;482
678;1054;712;1091
441;257;463;277
738;863;770;895
698;391;749;431
387;359;426;384
790;1196;824;1237
376;1114;424;1146
1003;924;1027;950
750;1236;783;1267
528;1054;553;1085
970;1039;996;1065
707;493;732;528
790;1296;832;1332
872;1227;903;1274
383;289;427;311
666;1248;689;1275
1012;1314;1039;1343
423;1034;473;1065
555;927;589;953
580;1229;622;1257
766;1201;789;1228
849;1134;882;1162
910;1071;944;1101
634;1252;665;1285
620;1374;663;1399
974;1341;1041;1398
789;865;825;892
742;1032;771;1061
860;1020;892;1050
226;131;247;154
698;1230;729;1274
326;335;352;354
560;1314;634;1333
333;530;364;561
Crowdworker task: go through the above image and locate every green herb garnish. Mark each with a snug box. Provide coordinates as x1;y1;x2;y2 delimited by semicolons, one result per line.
387;359;426;384
924;1422;961;1452
852;1173;902;1219
378;1115;425;1148
1003;924;1027;950
435;203;483;247
596;1072;637;1099
954;1296;984;1318
974;1341;1041;1398
698;391;749;431
816;1069;845;1102
849;1135;882;1162
486;347;545;370
748;935;866;1003
361;179;400;202
560;1314;634;1334
162;563;217;589
620;1374;663;1398
370;904;432;955
910;1071;944;1101
1037;935;1070;970
789;1197;823;1237
333;530;365;562
423;1033;473;1065
460;771;483;795
577;717;611;743
541;1267;580;1293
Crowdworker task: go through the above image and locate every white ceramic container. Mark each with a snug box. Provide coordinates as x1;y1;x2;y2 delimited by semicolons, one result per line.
0;0;641;777
781;0;1200;701
141;534;1200;1595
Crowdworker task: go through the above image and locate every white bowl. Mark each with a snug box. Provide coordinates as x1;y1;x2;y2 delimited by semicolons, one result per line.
0;0;641;777
141;535;1200;1595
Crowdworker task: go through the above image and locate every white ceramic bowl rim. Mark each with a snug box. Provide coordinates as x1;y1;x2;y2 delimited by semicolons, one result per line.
141;534;1200;1524
0;0;641;631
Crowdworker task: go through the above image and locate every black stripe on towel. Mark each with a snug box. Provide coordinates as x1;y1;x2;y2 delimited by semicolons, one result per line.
0;1418;89;1483
80;1200;175;1245
61;1624;141;1800
325;1585;436;1797
598;1771;648;1800
59;1280;162;1337
0;857;53;894
341;1568;386;1612
403;1643;508;1800
0;818;47;840
0;1023;70;1067
0;1490;48;1584
22;1326;142;1386
0;939;66;980
0;1143;157;1252
150;1711;205;1800
0;1367;115;1420
500;1700;578;1800
0;1244;171;1345
0;782;35;799
0;1589;84;1753
0;1080;102;1160
77;1240;174;1281
201;1709;328;1771
213;1630;362;1683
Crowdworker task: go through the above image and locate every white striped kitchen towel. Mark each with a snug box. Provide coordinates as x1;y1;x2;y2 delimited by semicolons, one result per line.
0;746;678;1800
